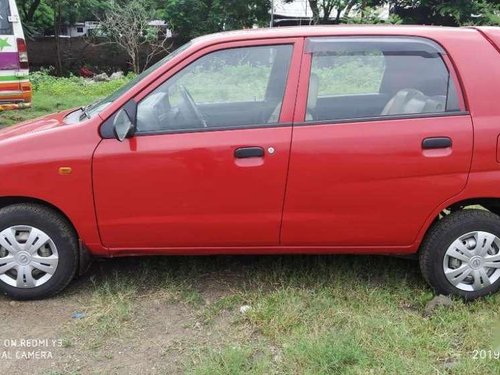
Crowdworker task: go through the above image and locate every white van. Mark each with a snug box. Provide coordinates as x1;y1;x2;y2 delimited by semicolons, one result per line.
0;0;31;111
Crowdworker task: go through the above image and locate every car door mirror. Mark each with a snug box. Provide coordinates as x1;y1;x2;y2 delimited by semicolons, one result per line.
113;109;134;142
112;100;137;142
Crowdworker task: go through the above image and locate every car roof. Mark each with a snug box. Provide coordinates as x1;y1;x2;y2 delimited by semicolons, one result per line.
191;25;479;46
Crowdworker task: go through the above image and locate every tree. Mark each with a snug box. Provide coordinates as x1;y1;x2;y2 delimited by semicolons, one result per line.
48;0;64;75
163;0;271;42
17;0;53;35
284;0;500;25
283;0;365;24
18;0;42;24
99;0;170;73
382;0;500;26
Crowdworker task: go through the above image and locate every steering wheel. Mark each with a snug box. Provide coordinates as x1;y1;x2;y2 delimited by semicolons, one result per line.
179;85;207;128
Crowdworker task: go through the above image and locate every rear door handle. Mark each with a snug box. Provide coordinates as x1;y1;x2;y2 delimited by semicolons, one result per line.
422;137;452;150
234;147;264;159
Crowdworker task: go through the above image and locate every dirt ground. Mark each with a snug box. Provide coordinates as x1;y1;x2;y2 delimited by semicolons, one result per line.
0;258;257;375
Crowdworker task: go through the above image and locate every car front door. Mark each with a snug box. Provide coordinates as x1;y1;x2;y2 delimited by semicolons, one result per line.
281;36;473;248
93;39;302;249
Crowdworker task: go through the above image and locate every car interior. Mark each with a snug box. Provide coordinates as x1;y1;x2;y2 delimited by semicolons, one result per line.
136;43;461;133
136;45;294;132
310;53;460;123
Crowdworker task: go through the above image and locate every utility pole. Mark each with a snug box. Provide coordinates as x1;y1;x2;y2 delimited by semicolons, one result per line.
270;0;274;27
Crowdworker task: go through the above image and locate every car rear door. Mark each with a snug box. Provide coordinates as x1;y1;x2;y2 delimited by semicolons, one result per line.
281;36;473;248
93;38;303;250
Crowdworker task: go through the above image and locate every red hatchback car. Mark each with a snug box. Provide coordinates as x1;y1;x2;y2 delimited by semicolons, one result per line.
1;25;500;300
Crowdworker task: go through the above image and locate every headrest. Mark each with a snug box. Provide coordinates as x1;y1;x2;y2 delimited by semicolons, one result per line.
308;73;320;110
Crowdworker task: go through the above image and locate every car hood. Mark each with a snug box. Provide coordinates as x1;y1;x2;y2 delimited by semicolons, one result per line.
0;109;75;142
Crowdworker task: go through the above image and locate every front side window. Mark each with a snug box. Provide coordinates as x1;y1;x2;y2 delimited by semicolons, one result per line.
305;37;461;123
0;0;13;35
136;44;293;133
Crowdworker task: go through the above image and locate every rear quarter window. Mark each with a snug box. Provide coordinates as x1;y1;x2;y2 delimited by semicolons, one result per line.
0;0;13;35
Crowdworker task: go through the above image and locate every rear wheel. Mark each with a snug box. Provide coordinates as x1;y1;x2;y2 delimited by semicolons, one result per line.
0;204;78;300
419;209;500;300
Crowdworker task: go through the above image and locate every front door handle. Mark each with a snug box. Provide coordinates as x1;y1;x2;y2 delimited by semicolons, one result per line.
234;147;265;159
422;137;452;150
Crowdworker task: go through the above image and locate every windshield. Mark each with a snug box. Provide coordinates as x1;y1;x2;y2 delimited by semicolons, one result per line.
82;41;192;120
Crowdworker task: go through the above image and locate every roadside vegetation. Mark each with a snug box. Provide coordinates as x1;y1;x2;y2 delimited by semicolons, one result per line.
0;71;131;127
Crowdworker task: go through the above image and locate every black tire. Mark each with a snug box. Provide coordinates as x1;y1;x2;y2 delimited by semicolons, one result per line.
419;209;500;300
0;204;78;300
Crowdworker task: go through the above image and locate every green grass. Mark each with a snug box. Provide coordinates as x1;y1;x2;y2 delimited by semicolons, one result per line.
184;255;500;374
189;345;272;375
59;256;500;374
0;72;131;126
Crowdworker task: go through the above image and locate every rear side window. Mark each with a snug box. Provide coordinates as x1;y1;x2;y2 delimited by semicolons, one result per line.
312;51;386;96
305;37;461;123
0;0;12;35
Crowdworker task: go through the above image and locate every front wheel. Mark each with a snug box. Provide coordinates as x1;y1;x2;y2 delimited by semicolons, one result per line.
0;204;78;300
419;209;500;300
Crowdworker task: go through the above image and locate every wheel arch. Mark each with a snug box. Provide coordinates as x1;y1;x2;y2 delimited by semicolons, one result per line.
0;196;93;275
417;196;500;250
0;196;79;238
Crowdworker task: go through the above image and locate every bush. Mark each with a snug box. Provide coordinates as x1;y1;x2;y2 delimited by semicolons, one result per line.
31;70;132;97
